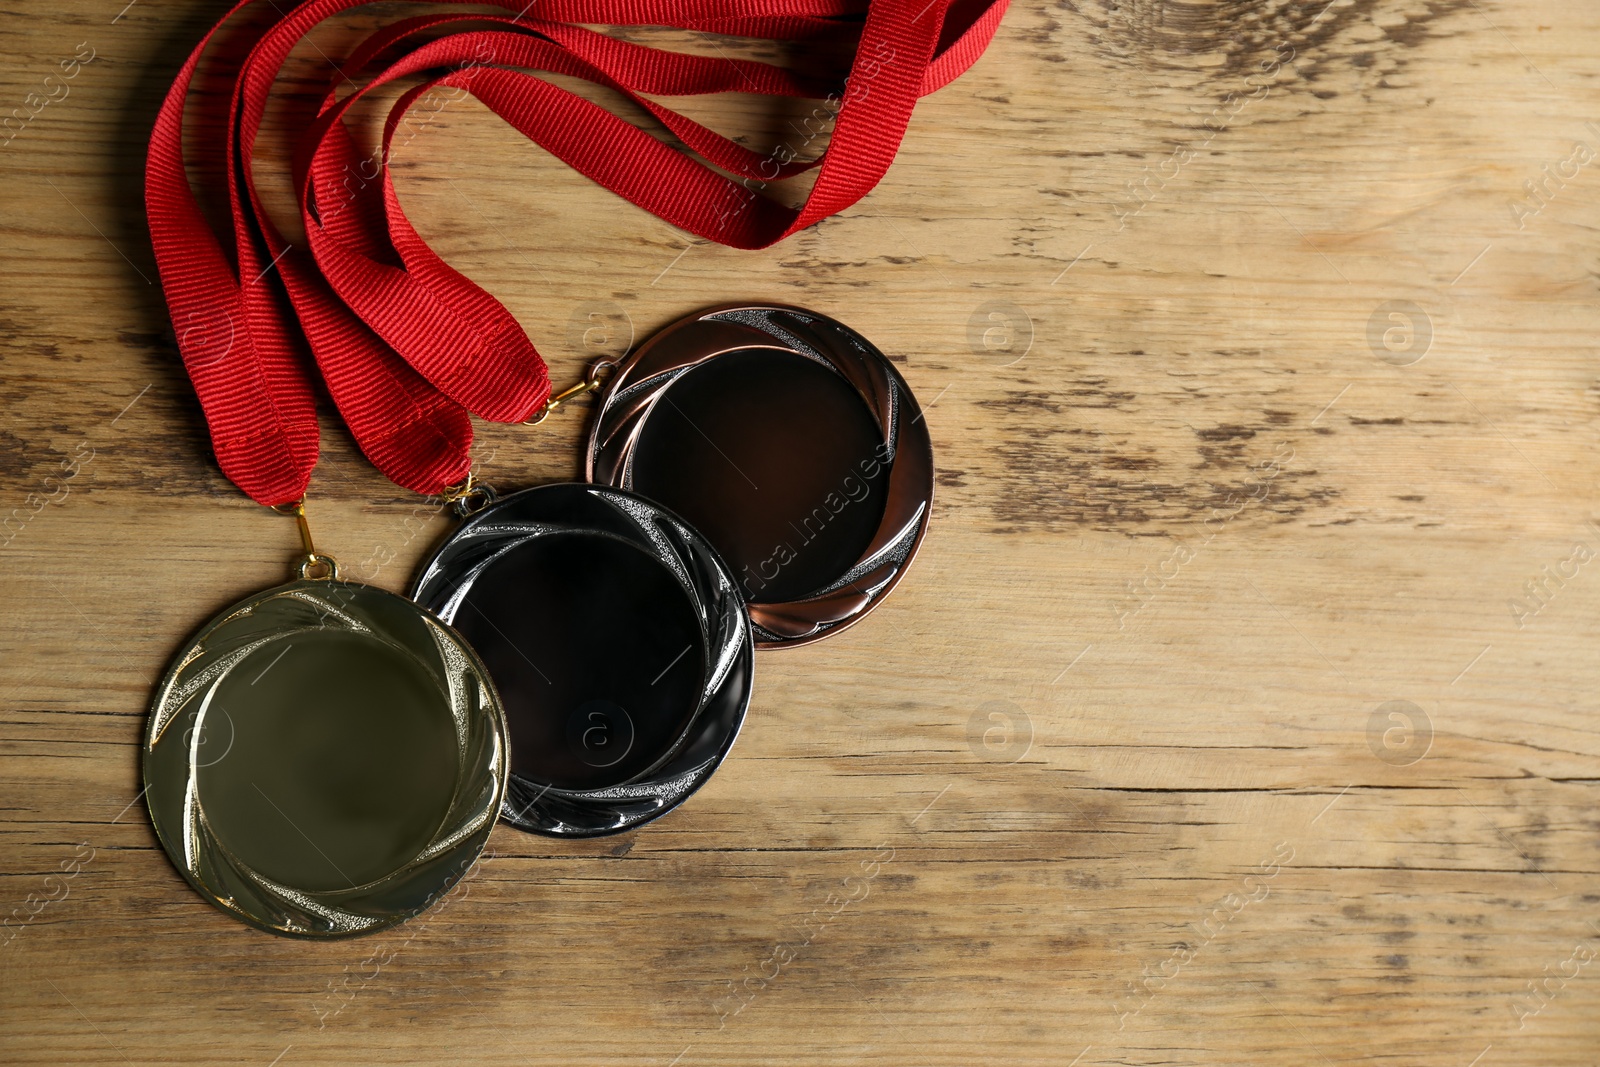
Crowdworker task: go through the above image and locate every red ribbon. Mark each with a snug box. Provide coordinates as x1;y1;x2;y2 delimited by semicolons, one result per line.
146;0;1008;505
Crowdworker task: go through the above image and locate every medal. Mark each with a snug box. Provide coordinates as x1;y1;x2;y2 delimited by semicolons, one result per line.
408;302;927;836
143;0;1006;926
144;508;507;938
589;303;933;647
413;484;751;836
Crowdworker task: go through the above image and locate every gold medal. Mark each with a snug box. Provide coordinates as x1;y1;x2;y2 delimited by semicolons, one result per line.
144;505;507;937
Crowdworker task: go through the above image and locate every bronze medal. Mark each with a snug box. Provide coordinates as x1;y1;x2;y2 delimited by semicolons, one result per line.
589;304;934;647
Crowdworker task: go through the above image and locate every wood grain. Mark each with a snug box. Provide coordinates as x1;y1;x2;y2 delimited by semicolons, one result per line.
2;1;1599;1065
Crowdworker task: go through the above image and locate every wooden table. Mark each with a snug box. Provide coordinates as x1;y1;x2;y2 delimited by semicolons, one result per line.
3;2;1597;1064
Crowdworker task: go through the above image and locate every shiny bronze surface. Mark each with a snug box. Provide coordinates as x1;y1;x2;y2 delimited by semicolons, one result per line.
588;304;934;648
143;579;507;938
411;484;752;837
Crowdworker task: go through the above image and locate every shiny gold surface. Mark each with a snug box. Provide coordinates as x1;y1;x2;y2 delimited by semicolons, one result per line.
143;579;507;938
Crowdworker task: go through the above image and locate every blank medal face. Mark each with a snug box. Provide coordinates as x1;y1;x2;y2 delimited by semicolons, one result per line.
143;580;507;938
412;484;752;837
196;629;459;891
629;347;892;606
450;531;704;792
589;304;934;648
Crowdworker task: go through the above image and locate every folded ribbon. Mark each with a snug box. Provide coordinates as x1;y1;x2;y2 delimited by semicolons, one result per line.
146;0;1008;504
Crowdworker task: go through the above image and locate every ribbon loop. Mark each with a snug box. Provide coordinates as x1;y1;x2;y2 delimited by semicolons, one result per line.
147;0;1008;504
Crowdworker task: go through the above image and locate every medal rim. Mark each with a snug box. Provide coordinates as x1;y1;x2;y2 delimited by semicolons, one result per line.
143;577;509;939
585;302;934;649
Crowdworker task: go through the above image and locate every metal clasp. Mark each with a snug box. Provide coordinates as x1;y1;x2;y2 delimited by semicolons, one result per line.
440;471;499;519
522;358;616;426
271;499;340;580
